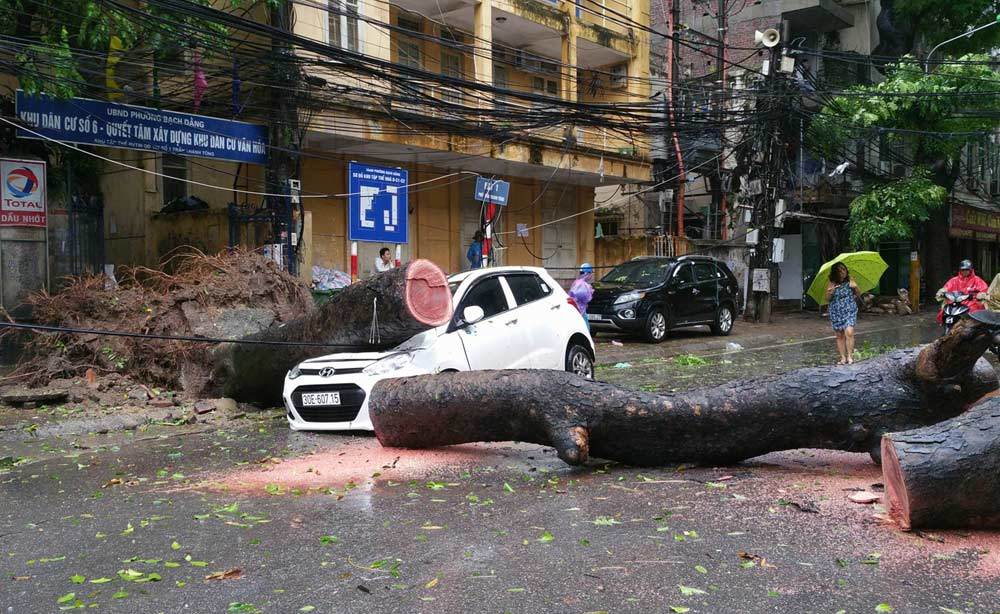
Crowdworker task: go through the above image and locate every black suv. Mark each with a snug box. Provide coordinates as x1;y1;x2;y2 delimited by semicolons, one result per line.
585;256;742;343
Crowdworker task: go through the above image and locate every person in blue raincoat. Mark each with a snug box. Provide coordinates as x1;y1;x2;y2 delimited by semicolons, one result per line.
568;263;595;330
466;231;484;269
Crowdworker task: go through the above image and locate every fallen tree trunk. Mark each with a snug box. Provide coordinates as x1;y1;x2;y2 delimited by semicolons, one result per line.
881;396;1000;530
371;319;999;466
213;259;452;405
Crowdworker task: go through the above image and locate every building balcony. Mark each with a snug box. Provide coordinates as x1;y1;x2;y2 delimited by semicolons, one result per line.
780;0;853;32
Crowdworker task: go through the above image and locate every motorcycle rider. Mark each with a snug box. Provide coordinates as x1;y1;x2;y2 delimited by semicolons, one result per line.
936;259;989;324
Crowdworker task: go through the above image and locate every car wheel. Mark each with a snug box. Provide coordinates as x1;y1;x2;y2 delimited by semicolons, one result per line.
565;344;594;380
711;304;734;336
644;309;667;343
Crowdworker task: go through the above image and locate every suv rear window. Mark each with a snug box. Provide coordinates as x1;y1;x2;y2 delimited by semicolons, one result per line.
694;262;721;281
672;263;694;285
505;273;551;305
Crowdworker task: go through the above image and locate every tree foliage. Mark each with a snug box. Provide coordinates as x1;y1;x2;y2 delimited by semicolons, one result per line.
809;55;1000;248
894;0;1000;53
847;171;947;248
810;55;1000;163
0;0;244;98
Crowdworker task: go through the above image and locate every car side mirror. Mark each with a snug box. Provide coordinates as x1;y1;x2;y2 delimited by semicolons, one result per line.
462;305;485;326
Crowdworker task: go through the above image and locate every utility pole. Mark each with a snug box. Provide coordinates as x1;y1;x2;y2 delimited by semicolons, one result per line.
714;0;726;240
667;0;685;242
268;0;301;275
747;28;786;323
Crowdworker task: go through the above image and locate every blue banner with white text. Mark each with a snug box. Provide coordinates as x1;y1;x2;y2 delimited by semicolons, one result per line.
15;91;268;165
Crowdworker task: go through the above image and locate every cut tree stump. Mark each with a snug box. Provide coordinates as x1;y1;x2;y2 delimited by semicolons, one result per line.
212;259;452;405
881;395;1000;530
371;318;1000;467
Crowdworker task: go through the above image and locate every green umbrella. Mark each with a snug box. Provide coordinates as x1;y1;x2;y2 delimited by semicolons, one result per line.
806;251;888;306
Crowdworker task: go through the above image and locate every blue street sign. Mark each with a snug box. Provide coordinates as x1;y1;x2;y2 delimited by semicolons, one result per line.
348;162;409;244
15;91;268;164
475;177;511;206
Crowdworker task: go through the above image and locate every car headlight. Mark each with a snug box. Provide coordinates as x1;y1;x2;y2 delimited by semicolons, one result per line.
614;291;645;305
287;364;302;380
362;352;415;376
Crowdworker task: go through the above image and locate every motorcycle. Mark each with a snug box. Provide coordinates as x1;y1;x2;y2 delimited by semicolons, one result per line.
940;291;974;335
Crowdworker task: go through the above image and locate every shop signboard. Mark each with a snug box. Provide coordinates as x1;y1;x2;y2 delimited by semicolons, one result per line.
951;203;1000;241
0;158;46;228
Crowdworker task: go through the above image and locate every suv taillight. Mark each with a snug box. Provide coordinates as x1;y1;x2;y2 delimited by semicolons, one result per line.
567;297;578;310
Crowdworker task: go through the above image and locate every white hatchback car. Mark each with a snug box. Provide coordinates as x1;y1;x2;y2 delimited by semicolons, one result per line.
283;266;595;431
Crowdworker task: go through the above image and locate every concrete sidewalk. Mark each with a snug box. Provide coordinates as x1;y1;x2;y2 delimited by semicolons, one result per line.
594;309;938;366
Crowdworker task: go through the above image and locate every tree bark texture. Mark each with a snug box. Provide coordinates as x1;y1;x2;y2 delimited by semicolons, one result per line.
370;319;999;467
213;259;452;405
881;395;1000;530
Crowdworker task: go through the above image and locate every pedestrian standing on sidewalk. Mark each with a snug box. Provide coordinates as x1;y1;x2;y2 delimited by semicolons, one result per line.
374;247;395;273
825;262;860;365
467;231;484;270
568;263;595;331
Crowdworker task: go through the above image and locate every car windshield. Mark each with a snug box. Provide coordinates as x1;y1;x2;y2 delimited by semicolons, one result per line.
601;260;673;286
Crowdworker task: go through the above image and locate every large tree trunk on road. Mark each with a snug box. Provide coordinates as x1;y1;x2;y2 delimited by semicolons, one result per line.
213;259;452;406
881;396;1000;530
371;319;999;466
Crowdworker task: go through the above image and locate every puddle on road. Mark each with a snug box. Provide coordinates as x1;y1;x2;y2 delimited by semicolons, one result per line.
600;321;944;393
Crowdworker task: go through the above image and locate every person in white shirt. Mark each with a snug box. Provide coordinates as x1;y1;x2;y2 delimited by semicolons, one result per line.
374;247;395;273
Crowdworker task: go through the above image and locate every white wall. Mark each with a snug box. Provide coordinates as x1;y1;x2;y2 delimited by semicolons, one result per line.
778;233;803;300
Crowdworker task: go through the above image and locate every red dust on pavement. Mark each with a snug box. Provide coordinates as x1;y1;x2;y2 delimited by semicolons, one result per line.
203;437;546;494
203;438;1000;578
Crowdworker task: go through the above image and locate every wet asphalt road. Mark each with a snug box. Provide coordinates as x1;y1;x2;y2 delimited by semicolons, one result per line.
3;320;1000;614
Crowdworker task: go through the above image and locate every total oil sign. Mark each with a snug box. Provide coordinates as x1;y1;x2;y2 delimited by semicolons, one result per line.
0;158;46;228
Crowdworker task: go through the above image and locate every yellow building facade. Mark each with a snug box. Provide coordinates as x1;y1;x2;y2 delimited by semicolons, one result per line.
59;0;652;284
291;0;652;281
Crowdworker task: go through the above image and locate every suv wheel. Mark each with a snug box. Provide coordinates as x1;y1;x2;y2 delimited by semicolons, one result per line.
644;309;667;343
711;304;734;336
566;344;594;379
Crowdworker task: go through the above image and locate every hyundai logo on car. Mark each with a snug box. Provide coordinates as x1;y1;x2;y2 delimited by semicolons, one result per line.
318;367;336;377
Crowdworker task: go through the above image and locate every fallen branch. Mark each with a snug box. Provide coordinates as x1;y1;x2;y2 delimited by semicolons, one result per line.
881;395;1000;530
371;319;999;466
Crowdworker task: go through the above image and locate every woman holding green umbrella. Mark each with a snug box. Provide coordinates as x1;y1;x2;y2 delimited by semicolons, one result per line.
825;263;861;364
807;252;887;365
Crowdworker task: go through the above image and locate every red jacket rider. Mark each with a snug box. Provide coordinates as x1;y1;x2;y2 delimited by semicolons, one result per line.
936;259;988;324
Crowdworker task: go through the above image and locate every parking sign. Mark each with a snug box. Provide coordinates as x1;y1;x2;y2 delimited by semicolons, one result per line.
348;162;408;244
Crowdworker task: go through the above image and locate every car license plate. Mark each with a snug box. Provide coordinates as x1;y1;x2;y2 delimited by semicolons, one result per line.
586;313;602;321
301;392;341;407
